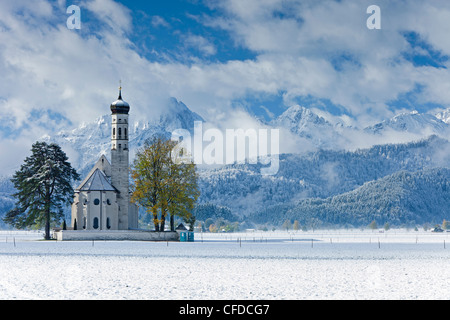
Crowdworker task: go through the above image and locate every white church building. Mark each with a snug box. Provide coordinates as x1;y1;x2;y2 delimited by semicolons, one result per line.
54;88;178;241
71;88;138;231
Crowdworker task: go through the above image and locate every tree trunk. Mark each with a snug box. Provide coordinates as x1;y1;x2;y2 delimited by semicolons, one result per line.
45;199;51;240
159;202;168;232
170;214;174;231
160;211;166;232
153;215;159;231
152;206;159;231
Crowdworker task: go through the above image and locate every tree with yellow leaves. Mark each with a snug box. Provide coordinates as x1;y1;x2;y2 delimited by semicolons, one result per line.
131;135;199;231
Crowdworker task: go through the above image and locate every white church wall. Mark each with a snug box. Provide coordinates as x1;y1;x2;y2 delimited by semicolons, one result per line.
103;191;119;230
71;193;82;230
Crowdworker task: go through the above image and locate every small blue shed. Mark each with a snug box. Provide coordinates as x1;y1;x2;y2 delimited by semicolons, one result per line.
176;223;194;242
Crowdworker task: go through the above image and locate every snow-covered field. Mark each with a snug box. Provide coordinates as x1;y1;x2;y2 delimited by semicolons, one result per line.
0;229;449;300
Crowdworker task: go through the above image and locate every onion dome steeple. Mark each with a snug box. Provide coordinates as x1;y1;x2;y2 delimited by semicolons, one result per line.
110;83;130;114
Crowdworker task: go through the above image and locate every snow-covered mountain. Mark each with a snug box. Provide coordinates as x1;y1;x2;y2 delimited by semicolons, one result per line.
21;102;450;177
271;105;332;136
270;105;351;149
271;106;450;150
364;110;449;136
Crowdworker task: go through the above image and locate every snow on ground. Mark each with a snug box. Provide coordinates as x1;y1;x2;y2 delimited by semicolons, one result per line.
0;229;449;300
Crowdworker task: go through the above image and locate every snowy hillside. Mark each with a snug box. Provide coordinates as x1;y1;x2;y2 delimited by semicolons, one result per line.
254;167;450;227
199;136;450;219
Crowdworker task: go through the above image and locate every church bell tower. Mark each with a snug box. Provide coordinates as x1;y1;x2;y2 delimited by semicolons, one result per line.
110;85;130;230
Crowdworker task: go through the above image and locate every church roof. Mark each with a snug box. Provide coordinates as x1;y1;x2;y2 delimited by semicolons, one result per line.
78;168;118;192
176;223;188;231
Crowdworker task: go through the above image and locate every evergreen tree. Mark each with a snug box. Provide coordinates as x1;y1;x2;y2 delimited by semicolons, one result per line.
4;142;79;240
185;215;197;232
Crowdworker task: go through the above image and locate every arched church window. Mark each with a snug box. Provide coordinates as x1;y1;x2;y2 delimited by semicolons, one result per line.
83;217;86;229
107;199;111;205
94;199;100;205
124;128;127;138
113;128;115;137
118;127;122;137
107;218;111;230
93;217;99;229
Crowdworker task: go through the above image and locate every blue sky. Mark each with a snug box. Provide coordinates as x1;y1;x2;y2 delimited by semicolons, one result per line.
115;0;255;62
77;0;257;63
1;0;450;174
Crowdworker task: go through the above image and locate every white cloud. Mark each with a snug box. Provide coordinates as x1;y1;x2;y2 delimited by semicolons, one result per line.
0;137;34;175
202;0;450;119
184;34;217;56
2;0;450;176
151;15;170;28
82;0;133;35
0;0;174;174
